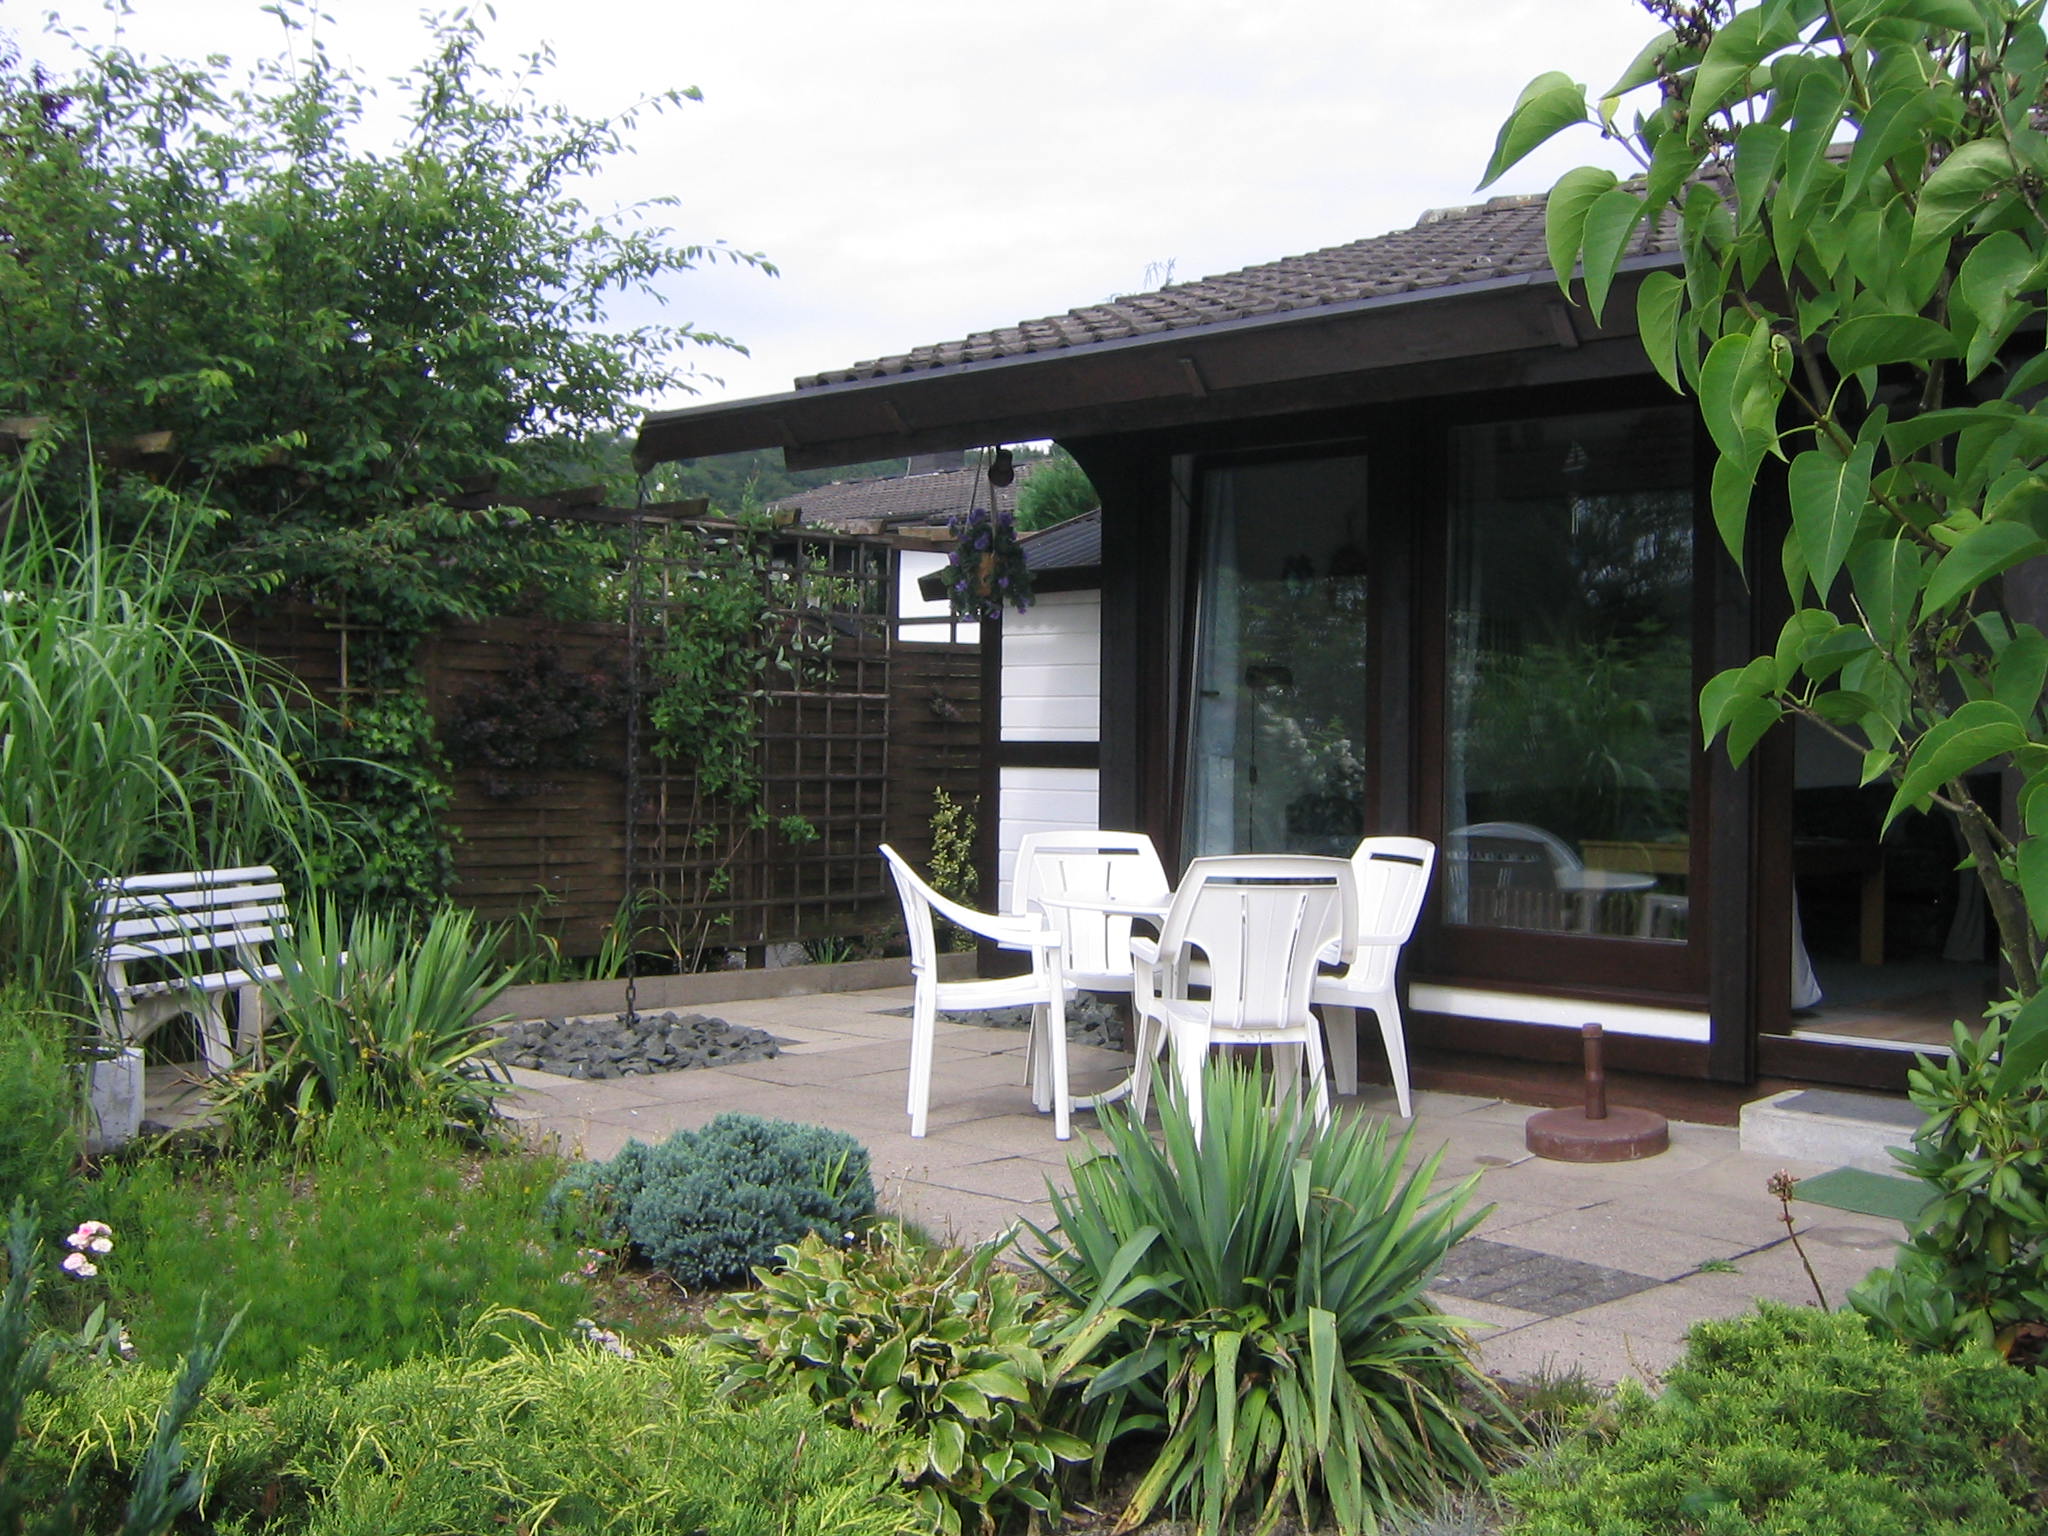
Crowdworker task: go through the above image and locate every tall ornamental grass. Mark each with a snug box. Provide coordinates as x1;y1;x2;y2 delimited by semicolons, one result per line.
0;467;327;1004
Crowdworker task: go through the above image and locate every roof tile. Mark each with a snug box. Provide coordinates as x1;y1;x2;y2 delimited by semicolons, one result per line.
795;192;1671;388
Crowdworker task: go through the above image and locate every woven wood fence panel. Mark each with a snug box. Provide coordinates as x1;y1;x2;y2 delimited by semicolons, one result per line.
231;532;981;960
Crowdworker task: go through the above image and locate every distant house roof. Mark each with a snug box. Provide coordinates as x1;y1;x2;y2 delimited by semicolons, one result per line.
766;460;1048;535
1019;509;1100;572
636;192;1678;472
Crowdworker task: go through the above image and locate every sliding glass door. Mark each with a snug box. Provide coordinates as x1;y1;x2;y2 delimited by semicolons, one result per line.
1183;453;1372;858
1441;406;1698;949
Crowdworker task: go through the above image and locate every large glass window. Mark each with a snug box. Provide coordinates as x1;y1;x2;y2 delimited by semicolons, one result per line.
1184;455;1372;857
1444;408;1694;942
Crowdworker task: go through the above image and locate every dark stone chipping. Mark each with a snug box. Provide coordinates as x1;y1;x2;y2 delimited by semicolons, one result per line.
879;993;1129;1052
490;1011;782;1080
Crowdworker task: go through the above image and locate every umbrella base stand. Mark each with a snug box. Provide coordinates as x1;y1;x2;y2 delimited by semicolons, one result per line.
1525;1023;1669;1162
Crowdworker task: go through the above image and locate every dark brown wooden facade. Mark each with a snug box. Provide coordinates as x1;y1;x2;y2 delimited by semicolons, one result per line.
630;221;2022;1092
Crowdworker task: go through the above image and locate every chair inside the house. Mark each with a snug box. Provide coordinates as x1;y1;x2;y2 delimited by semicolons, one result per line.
1129;854;1356;1136
1310;835;1435;1119
879;844;1074;1139
1449;820;1584;931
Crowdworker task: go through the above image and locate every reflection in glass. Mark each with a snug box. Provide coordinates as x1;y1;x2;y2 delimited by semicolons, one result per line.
1184;456;1371;858
1445;409;1694;942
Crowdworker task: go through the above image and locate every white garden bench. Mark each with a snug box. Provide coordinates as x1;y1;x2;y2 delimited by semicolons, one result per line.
93;866;291;1074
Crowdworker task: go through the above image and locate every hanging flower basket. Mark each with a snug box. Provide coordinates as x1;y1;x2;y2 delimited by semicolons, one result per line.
941;505;1033;621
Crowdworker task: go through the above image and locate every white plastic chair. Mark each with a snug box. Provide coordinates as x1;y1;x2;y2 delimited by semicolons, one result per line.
879;844;1073;1139
1009;831;1167;1095
1311;836;1435;1118
1129;854;1356;1136
1010;830;1169;995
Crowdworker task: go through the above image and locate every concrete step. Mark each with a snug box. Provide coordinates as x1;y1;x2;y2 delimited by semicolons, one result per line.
1739;1087;1924;1175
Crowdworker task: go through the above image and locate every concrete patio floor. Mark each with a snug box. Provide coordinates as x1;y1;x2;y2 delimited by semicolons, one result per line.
495;984;1911;1389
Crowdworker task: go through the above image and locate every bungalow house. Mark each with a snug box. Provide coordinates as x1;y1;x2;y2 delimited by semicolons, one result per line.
634;191;2009;1096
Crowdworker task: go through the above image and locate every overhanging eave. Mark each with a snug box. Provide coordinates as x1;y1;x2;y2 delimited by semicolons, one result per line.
632;257;1676;473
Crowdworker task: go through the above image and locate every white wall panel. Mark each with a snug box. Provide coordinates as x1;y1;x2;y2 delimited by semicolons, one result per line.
996;767;1100;910
1001;592;1100;742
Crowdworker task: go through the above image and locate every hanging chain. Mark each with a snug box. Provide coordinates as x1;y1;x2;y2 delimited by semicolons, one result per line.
622;476;650;1029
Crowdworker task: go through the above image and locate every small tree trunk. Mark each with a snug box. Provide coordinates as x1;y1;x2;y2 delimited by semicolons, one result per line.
1951;789;2042;998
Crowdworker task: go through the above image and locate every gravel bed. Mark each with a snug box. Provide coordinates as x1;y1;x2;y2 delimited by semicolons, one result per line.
888;994;1130;1052
489;1010;782;1079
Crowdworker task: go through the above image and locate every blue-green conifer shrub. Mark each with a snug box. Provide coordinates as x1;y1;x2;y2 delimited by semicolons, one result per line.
547;1115;874;1288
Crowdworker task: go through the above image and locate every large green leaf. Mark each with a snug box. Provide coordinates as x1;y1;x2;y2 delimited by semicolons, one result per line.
1788;438;1876;600
1545;166;1619;294
1921;520;2048;615
1733;122;1788;232
1913;139;2019;248
1992;989;2048;1094
1693;4;1808;114
1482;72;1589;188
1992;630;2048;722
1841;85;1938;205
2019;837;2048;939
1886;699;2030;824
1783;72;1849;222
1580;186;1648;323
1604;26;1683;98
1827;313;1963;374
1637;270;1688;394
1957;230;2039;379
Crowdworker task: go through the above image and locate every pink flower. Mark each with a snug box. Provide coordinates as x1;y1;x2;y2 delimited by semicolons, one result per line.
60;1252;97;1278
66;1221;113;1254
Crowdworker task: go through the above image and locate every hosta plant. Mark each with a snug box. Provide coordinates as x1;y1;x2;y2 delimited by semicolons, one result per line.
709;1224;1087;1535
220;901;516;1143
1032;1059;1507;1536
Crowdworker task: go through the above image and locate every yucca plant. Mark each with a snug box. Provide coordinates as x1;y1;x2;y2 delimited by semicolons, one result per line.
0;463;326;1008
1031;1060;1508;1536
221;901;517;1142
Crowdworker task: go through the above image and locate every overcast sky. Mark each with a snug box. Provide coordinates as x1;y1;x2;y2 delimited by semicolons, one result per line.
13;0;1656;416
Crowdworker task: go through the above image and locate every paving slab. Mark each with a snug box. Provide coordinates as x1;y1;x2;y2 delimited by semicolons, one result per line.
1434;1237;1663;1316
357;981;1947;1386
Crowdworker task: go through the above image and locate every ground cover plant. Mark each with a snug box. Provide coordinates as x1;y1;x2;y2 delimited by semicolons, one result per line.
1032;1060;1507;1536
0;1205;235;1536
94;1111;587;1390
711;1223;1088;1535
17;1317;911;1536
547;1114;875;1290
1499;1304;2048;1535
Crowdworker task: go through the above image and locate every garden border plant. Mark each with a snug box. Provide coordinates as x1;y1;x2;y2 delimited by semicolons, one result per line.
1030;1058;1508;1536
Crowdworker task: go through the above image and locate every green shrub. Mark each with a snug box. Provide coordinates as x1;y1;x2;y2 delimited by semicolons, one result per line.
20;1319;912;1535
0;1001;81;1250
99;1111;585;1388
1499;1304;2048;1535
711;1224;1087;1535
217;900;517;1145
1850;1006;2048;1356
548;1114;875;1289
1030;1059;1505;1536
0;1203;238;1536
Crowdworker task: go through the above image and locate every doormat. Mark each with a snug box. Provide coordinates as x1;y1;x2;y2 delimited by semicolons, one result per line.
1791;1167;1933;1226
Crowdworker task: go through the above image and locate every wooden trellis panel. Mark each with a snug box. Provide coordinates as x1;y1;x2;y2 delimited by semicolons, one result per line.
230;523;978;960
